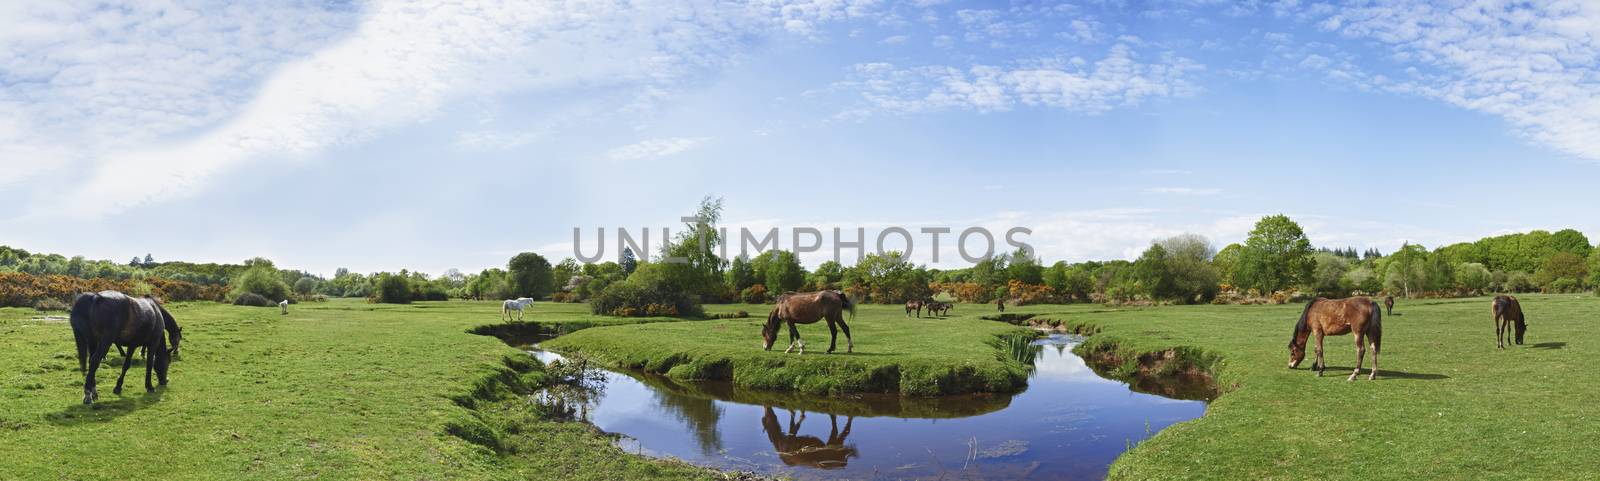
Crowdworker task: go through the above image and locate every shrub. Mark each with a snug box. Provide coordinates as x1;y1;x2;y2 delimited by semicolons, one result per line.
1548;278;1580;293
712;310;751;319
589;267;702;318
234;292;273;307
230;266;290;303
33;298;67;312
372;273;412;304
740;284;769;304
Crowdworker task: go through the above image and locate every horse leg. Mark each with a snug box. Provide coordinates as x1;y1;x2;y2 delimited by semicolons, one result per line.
838;317;854;353
1496;316;1506;349
113;343;136;395
785;321;803;354
1348;333;1366;381
1368;339;1380;380
826;320;839;354
83;339;113;404
144;342;156;392
1313;332;1325;376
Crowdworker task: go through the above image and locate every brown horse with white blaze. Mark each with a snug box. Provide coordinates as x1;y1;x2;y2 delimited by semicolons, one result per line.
763;290;855;354
1288;297;1383;381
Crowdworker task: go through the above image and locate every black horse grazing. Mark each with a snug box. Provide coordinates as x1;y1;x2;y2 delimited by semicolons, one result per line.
70;291;176;403
1493;295;1526;349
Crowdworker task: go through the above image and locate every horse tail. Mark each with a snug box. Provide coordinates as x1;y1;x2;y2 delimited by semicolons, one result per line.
838;290;856;321
1367;299;1383;350
1290;298;1317;348
69;293;97;370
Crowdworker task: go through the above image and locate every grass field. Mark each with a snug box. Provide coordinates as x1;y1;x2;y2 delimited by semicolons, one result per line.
4;295;1595;480
544;304;1038;396
994;295;1596;480
0;299;731;481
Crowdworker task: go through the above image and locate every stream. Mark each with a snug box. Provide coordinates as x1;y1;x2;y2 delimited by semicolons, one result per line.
525;333;1207;480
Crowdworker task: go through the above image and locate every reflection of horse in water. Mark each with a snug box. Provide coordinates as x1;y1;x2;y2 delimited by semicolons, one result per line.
761;407;857;469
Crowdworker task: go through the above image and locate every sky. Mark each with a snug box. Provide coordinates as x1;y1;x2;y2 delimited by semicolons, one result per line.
2;0;1599;276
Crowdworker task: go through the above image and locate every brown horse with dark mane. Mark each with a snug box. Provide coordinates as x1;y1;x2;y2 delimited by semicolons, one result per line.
1384;295;1394;315
1288;297;1383;380
905;299;923;318
762;290;855;354
1493;295;1526;349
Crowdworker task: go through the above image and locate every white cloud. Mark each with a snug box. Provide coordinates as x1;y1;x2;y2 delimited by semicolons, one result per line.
454;130;539;152
838;43;1201;117
1146;187;1222;195
4;1;871;218
606;137;712;161
1318;1;1600;162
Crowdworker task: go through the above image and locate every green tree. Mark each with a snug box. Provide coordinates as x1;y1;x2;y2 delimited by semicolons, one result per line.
1309;252;1350;296
1455;263;1491;292
1551;229;1592;258
724;255;759;291
619;247;638;276
1004;249;1043;285
760;250;806;294
507;252;555;299
293;277;318;296
808;260;845;290
1213;243;1241;287
552;258;581;292
1236;215;1314;293
1384;243;1428;298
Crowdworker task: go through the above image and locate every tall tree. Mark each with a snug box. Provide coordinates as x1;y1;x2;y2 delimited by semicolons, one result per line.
507;252;554;299
1235;215;1314;293
619;247;638;276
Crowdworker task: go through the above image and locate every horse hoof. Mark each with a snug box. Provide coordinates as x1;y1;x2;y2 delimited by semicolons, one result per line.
112;387;122;395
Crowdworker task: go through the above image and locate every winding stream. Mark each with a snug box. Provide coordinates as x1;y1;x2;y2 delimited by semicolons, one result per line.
527;334;1206;480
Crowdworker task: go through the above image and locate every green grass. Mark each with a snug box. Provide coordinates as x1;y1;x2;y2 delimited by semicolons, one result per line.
995;295;1598;480
8;295;1596;480
0;299;728;481
543;304;1038;396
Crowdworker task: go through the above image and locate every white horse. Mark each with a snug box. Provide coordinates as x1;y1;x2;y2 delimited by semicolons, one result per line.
279;300;289;315
502;297;535;321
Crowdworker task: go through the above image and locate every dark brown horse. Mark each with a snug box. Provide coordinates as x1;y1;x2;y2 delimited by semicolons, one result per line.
996;297;1006;312
1384;295;1394;315
905;299;923;318
70;291;176;403
762;290;855;354
1288;297;1383;380
760;407;857;469
926;301;951;317
1493;295;1527;349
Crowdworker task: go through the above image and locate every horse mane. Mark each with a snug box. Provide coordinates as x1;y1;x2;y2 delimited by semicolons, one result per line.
1289;298;1317;348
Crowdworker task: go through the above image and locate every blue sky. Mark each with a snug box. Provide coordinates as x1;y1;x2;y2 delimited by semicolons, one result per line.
2;1;1598;276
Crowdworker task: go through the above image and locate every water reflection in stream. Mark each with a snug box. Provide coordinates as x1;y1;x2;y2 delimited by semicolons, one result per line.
526;334;1205;480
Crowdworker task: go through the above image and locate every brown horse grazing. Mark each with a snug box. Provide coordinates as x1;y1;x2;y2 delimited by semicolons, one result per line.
1384;295;1394;315
905;299;923;318
926;301;951;317
762;290;855;354
1288;297;1383;381
1493;295;1527;349
761;407;857;469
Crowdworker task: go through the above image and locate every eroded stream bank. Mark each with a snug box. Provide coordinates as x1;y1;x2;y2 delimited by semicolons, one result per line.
516;333;1209;480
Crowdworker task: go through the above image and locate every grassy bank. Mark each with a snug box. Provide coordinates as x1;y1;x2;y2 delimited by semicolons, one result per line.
542;304;1038;396
0;299;729;481
997;295;1598;480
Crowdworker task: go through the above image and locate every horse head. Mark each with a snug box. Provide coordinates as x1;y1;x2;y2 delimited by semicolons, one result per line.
762;308;782;350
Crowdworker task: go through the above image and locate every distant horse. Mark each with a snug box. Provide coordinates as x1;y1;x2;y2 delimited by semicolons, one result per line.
762;290;855;354
1493;295;1527;349
1384;295;1394;315
279;299;289;315
761;407;857;469
996;297;1006;312
70;291;175;403
932;301;952;317
1288;297;1383;381
905;299;923;318
502;297;535;321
